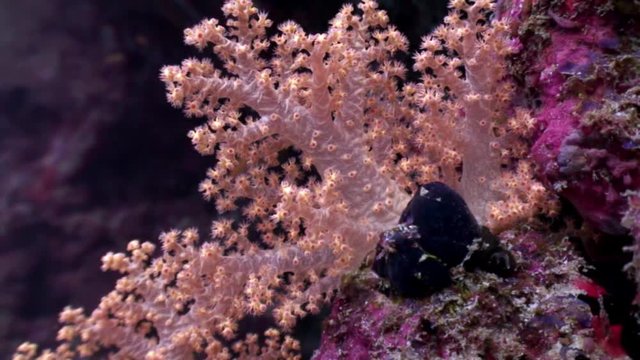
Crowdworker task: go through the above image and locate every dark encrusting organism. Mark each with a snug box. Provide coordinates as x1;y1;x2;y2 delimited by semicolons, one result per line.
373;182;515;297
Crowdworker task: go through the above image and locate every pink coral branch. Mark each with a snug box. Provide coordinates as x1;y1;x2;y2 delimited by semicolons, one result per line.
14;0;557;358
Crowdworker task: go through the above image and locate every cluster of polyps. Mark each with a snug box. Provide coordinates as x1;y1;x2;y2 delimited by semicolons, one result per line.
14;0;554;358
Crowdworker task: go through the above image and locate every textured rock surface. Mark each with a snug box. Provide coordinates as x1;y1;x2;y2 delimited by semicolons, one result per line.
511;0;640;235
315;230;610;359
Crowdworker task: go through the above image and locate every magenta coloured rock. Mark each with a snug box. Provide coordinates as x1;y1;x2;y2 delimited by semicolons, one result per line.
515;0;640;234
313;230;607;359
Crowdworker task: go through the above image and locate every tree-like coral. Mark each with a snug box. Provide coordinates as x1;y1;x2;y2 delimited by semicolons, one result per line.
14;0;556;359
404;1;551;230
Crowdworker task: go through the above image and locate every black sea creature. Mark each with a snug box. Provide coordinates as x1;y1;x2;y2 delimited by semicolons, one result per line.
399;182;480;267
372;182;516;298
463;226;516;278
372;224;452;297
